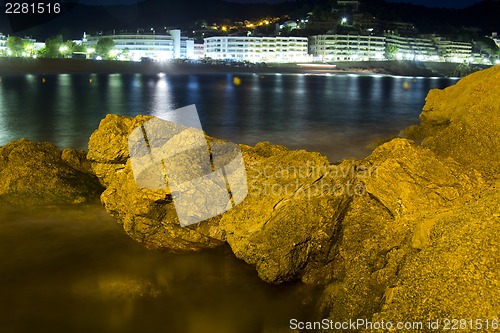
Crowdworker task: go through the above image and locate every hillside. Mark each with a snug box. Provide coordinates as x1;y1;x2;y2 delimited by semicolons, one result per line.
0;0;498;40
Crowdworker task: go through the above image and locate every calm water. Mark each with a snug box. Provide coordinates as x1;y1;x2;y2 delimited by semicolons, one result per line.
0;73;458;332
0;73;458;161
0;204;318;333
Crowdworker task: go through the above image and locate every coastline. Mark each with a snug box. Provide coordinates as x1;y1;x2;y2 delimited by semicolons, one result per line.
0;58;490;77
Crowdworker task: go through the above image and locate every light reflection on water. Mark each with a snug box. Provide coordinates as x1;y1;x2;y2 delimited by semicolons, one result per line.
0;73;458;161
0;204;318;333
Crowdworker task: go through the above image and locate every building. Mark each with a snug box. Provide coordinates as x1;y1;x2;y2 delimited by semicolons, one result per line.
489;32;500;48
0;34;44;57
204;36;309;63
0;34;7;55
309;34;386;61
84;29;196;61
385;35;439;61
434;38;472;62
193;43;204;59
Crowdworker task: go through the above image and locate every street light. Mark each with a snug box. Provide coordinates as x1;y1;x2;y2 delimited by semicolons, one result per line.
59;45;69;57
109;49;120;59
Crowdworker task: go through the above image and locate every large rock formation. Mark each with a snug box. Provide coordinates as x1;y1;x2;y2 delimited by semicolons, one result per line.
220;144;358;283
87;114;227;252
85;66;498;329
404;65;500;181
0;139;103;205
86;114;358;267
316;66;499;331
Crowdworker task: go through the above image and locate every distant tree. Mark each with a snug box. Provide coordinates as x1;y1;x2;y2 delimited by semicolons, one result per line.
120;47;130;60
23;40;35;57
6;36;24;57
43;35;64;58
385;44;399;60
312;5;333;21
73;43;86;53
474;37;499;57
96;37;115;59
58;40;76;58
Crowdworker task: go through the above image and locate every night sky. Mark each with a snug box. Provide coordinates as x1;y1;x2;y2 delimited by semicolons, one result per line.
78;0;484;9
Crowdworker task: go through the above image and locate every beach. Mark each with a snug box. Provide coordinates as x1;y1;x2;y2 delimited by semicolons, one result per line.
0;57;487;77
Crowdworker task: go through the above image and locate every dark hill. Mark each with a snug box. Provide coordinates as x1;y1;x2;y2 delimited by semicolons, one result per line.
0;0;498;40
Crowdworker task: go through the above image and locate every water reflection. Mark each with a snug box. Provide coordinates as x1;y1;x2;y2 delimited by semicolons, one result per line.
0;73;459;160
0;204;318;333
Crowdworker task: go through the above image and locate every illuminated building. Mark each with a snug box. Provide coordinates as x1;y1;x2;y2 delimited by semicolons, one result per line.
204;36;309;63
0;34;7;55
84;29;196;61
434;38;473;63
385;35;440;61
309;34;386;61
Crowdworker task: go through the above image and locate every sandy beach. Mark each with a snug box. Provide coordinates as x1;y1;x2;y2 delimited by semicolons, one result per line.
0;57;447;76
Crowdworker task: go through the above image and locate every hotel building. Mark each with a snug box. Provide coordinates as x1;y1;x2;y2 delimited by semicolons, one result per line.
434;38;473;62
204;36;309;63
84;29;196;61
309;34;386;61
385;35;439;61
0;34;7;55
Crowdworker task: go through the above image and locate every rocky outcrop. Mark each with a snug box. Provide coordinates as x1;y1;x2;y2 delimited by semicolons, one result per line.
220;144;357;283
87;114;227;252
404;65;500;181
315;138;489;328
85;66;498;329
316;66;499;331
0;139;103;205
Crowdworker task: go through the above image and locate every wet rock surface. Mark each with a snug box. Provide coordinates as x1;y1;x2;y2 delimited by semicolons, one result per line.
87;114;226;252
0;139;103;205
316;66;499;331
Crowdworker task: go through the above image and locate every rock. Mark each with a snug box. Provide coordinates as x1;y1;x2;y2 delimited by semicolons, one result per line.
316;66;499;331
315;138;485;325
85;66;499;327
87;114;226;252
0;139;103;205
87;115;360;273
220;143;358;284
405;65;500;181
367;184;500;332
88;114;153;187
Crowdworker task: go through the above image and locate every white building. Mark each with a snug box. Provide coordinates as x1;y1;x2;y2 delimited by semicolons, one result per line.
386;35;439;61
204;36;309;63
0;34;7;55
193;43;204;59
84;29;196;61
309;34;386;61
434;38;472;62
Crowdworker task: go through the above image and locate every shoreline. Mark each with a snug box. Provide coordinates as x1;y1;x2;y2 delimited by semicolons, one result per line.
0;58;490;77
